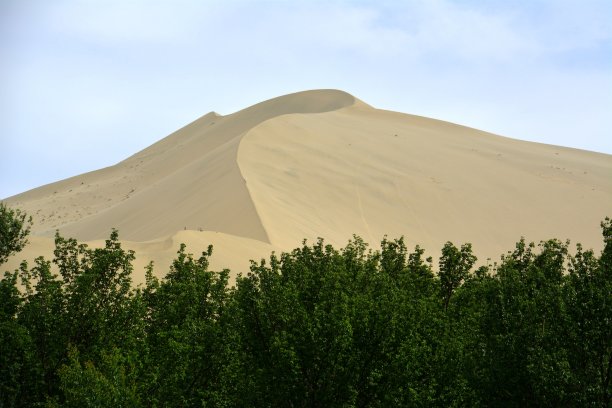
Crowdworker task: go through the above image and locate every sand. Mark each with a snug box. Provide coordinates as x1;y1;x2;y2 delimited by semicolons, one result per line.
3;89;612;283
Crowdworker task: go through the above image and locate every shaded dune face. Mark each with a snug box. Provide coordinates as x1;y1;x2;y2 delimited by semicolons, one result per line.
5;90;357;242
4;88;612;274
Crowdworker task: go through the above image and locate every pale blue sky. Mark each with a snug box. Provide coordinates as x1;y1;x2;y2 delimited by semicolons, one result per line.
1;0;611;199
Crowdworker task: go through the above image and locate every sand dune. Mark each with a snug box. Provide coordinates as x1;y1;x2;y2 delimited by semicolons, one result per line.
4;89;612;281
239;103;611;258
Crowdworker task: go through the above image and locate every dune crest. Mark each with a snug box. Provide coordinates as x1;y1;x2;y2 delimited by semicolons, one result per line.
6;89;360;244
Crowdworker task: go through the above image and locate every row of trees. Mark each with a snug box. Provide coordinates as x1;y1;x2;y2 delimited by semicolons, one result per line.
1;203;611;406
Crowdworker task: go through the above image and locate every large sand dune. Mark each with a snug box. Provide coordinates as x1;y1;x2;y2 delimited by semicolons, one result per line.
4;89;611;283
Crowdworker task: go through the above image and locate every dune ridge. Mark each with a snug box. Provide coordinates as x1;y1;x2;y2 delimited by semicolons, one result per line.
4;89;611;281
7;89;358;243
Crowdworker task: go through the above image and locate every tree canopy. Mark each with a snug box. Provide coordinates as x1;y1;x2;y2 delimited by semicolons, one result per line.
1;211;610;407
0;202;32;266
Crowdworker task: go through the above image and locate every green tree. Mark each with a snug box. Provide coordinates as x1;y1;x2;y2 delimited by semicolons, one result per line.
11;230;146;405
0;268;40;407
439;242;476;311
0;202;32;266
142;244;234;407
17;257;66;400
52;347;141;408
563;218;612;406
232;239;358;406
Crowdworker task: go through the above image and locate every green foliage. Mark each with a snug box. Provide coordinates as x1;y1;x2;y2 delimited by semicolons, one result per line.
231;237;473;407
1;212;610;407
439;242;476;311
0;312;39;407
142;244;233;406
53;347;141;408
0;202;32;266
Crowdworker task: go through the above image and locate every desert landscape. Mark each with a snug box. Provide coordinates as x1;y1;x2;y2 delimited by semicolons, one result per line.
4;89;611;283
3;0;611;405
2;89;612;407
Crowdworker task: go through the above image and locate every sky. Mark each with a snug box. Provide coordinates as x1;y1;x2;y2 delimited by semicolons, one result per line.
1;0;611;199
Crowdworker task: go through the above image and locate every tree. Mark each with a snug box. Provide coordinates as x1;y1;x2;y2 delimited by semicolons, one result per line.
142;244;234;406
0;268;40;407
439;242;476;311
563;218;612;406
52;347;141;408
0;203;32;266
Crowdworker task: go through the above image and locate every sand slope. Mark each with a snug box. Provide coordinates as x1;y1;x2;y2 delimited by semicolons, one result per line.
4;89;611;280
239;104;611;260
